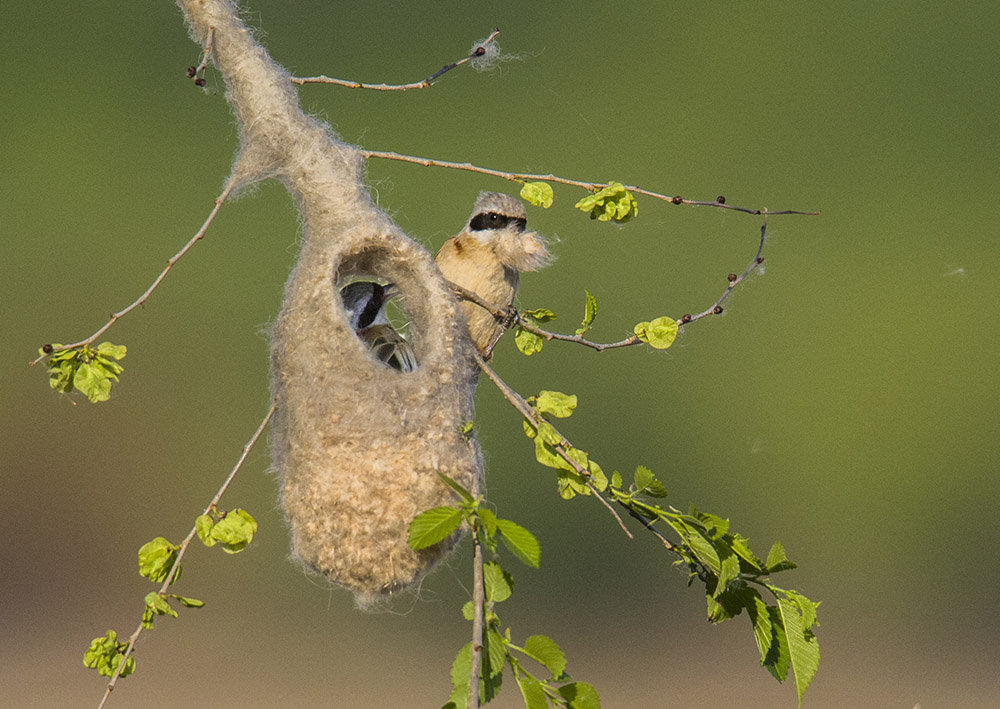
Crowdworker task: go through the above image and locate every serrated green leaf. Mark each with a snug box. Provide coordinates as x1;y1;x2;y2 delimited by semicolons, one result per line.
520;181;554;208
766;541;798;573
137;537;178;583
535;390;578;418
633;465;653;493
173;595;204;608
515;326;544;355
634;316;678;349
714;549;740;598
576;290;598;335
747;592;774;667
558;681;601;709
516;675;548;709
777;597;820;706
730;533;763;571
483;561;514;603
496;518;541;568
461;600;475;621
210;508;257;553
195;515;215;546
449;642;472;707
524;307;557;322
476;508;498;539
407;506;463;550
435;471;476;504
484;628;508;679
523;635;566;678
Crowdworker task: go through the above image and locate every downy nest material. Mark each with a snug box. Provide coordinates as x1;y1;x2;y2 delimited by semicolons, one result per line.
270;183;484;608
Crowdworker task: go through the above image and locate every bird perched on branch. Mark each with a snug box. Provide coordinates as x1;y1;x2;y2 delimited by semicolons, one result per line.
340;281;417;372
436;192;552;359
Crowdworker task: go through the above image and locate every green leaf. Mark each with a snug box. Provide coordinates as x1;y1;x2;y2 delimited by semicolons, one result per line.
520;181;554;208
523;307;557;322
484;628;508;679
407;506;463;550
633;465;653;493
483;561;514;603
516;676;548;709
610;470;623;489
74;362;113;403
558;682;601;709
575;290;598;336
435;471;476;504
476;508;498;539
95;341;127;359
137;537;179;583
496;518;541;568
633;316;678;349
210;508;257;553
714;548;740;598
460;420;475;439
173;595;205;608
195;515;215;546
144;592;178;619
535;390;578;418
522;635;567;678
574;181;638;223
747;592;774;667
462;601;475;621
83;630;134;679
731;533;763;571
514;326;544;355
588;459;608;492
777;597;821;706
448;642;473;707
766;541;798;573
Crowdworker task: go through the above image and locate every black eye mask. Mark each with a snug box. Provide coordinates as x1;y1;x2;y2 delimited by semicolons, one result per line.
469;211;527;233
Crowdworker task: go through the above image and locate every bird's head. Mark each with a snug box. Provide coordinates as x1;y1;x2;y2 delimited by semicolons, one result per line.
463;191;552;272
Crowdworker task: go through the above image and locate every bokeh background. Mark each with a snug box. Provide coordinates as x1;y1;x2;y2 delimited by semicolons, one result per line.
2;1;998;707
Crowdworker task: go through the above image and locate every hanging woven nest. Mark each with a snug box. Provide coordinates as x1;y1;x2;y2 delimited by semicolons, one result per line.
270;191;483;607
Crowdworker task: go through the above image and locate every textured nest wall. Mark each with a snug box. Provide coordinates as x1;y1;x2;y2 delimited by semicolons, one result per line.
271;202;484;605
177;0;484;606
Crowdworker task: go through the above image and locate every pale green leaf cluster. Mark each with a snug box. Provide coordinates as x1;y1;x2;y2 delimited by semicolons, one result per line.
633;316;678;349
83;630;135;679
196;508;258;554
42;341;126;402
514;308;556;356
519;181;554;208
574;182;638;222
420;475;598;708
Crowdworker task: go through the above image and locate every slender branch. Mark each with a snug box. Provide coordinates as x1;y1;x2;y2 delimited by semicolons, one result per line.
97;401;277;709
447;214;771;354
362;150;819;216
292;29;500;89
32;181;235;366
185;26;214;86
474;354;633;539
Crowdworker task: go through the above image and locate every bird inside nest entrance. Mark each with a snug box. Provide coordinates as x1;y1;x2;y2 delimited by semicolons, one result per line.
339;280;417;372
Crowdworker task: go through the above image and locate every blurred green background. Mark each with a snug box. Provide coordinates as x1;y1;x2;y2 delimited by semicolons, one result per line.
2;1;998;707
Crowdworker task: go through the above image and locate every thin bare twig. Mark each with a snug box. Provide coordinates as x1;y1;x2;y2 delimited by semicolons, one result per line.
447;215;771;354
31;182;235;366
292;30;500;89
474;354;633;539
97;401;277;709
362;150;819;216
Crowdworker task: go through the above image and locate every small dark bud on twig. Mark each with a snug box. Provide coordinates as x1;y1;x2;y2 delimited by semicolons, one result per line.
474;46;486;56
717;195;726;204
194;78;207;87
186;66;197;78
756;256;765;265
713;306;724;315
671;195;683;205
728;273;738;283
42;344;54;354
680;314;692;323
